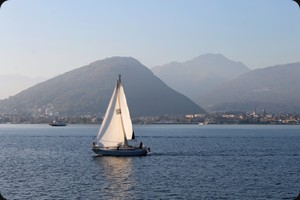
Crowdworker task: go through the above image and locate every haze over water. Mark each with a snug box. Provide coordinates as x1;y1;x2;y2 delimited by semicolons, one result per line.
0;124;299;199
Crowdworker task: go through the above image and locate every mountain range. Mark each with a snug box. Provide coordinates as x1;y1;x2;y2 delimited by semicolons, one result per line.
1;55;300;116
0;57;205;117
197;62;300;113
152;54;300;114
151;53;250;101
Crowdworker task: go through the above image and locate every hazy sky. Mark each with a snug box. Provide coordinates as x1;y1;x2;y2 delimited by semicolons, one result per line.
0;0;300;78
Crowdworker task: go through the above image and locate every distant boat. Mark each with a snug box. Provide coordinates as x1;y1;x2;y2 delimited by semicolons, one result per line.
92;75;150;156
49;120;67;127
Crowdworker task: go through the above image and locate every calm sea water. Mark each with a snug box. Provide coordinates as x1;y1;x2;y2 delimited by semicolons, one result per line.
0;124;299;199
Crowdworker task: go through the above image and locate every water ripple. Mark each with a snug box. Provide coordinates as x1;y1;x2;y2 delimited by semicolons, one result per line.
0;124;300;199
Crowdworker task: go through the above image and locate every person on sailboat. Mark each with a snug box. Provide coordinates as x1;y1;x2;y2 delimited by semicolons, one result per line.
139;141;143;149
92;142;97;147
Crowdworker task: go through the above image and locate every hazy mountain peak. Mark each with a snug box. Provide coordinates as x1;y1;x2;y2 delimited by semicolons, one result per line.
151;54;250;101
89;56;140;67
194;53;225;60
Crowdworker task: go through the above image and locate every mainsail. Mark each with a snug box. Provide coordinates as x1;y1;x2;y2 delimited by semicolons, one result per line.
95;75;134;147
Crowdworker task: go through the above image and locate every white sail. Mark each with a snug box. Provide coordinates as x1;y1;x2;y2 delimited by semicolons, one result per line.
95;76;133;147
118;82;134;140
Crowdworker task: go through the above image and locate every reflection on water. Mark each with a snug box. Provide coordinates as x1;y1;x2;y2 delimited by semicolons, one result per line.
94;157;134;200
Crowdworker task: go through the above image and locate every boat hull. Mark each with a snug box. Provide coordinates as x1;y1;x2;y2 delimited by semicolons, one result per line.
92;147;149;156
49;123;67;127
49;121;67;126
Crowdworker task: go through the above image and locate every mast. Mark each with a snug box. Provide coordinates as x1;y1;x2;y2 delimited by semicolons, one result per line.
117;75;129;146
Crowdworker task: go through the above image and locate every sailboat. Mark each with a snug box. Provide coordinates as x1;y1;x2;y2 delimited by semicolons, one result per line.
92;75;150;156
